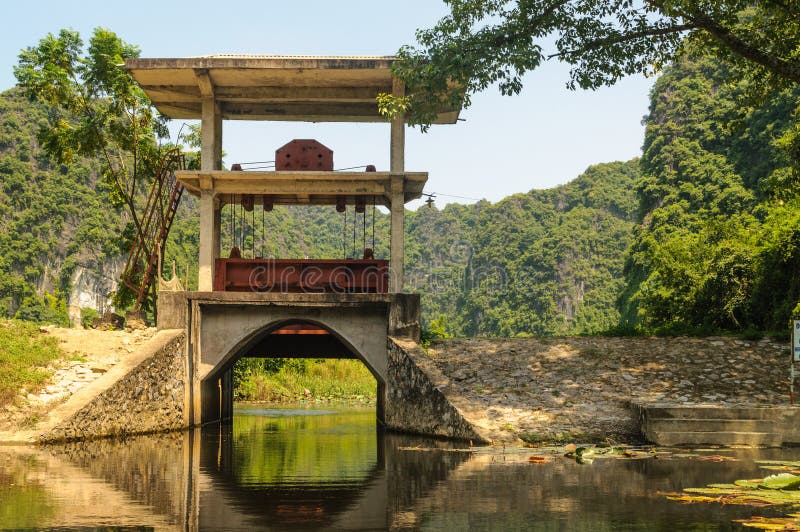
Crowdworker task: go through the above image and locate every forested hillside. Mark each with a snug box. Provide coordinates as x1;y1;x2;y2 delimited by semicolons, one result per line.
619;50;800;334
4;43;798;337
406;160;638;336
0;84;638;334
0;89;125;324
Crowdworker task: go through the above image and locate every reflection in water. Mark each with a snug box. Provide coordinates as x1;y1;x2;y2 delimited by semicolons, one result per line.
200;408;387;530
0;455;55;529
1;406;799;530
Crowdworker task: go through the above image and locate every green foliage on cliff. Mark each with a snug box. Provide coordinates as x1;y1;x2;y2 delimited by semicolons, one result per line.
400;160;640;336
0;88;124;321
7;33;800;337
620;49;800;333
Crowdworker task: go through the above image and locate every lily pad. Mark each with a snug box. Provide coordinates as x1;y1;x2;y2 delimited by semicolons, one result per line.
695;454;739;462
734;515;800;530
759;474;800;491
758;461;800;468
667;470;800;529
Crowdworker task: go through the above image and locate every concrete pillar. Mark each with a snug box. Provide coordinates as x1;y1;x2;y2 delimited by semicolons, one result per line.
213;202;222;259
200;97;222;171
389;78;405;293
390;78;405;173
198;190;216;291
198;97;222;291
390;176;404;292
201;375;221;423
222;367;234;421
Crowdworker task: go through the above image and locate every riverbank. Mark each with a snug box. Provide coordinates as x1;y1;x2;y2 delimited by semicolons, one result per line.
0;323;157;432
234;358;376;405
1;324;791;446
425;336;790;443
0;319;61;406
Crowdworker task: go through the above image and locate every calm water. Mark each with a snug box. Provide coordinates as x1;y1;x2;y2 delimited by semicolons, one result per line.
1;405;798;531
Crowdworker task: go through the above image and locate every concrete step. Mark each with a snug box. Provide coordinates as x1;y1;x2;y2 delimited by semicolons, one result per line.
642;406;778;420
645;417;777;434
648;431;782;447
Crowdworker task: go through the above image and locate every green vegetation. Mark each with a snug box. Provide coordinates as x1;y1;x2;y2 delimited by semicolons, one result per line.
383;1;799;131
401;159;640;337
233;358;376;404
15;28;176;312
2;27;800;341
0;88;123;321
0;319;62;405
667;460;800;530
620;46;800;334
79;307;98;328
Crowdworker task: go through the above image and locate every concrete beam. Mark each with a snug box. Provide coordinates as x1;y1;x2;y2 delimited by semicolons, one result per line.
197;181;387;196
215;85;384;102
220;101;381;120
142;85;384;104
155;101;461;124
194;69;215;98
174;170;428;204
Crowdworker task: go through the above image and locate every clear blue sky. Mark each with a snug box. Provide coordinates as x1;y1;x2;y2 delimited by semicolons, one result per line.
0;0;654;208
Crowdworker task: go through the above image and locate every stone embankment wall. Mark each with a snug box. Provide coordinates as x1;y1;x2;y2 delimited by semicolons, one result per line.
25;329;790;445
385;338;489;443
425;336;790;442
38;330;185;443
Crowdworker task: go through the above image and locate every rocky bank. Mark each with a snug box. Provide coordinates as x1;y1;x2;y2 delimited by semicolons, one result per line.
0;326;157;433
426;336;790;443
1;330;791;445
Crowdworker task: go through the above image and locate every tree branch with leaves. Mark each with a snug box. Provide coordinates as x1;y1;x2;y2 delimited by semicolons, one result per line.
14;28;170;261
383;0;799;129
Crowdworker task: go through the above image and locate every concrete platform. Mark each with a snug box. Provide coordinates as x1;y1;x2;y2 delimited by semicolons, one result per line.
633;403;800;447
647;430;783;447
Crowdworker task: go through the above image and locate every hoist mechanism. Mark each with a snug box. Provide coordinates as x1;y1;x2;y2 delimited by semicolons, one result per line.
276;139;333;171
218;139;388;293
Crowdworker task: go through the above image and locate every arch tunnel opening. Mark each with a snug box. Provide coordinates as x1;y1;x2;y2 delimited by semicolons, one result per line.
200;321;385;425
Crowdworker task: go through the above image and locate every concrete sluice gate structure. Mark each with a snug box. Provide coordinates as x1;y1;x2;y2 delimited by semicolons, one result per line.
28;55;489;444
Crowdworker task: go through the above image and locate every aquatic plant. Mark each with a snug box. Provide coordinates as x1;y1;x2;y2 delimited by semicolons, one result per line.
666;462;800;530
